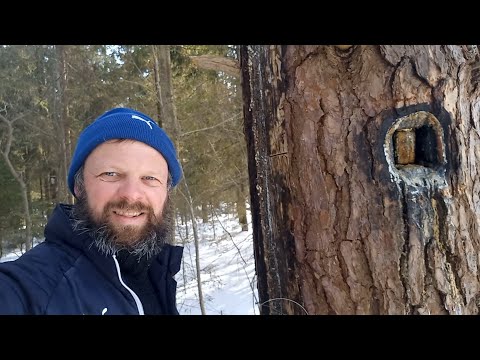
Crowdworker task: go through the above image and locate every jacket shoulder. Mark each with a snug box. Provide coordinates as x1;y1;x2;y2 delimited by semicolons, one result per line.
0;241;80;314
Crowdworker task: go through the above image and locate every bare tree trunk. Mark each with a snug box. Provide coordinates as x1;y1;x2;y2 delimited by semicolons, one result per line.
152;44;179;247
241;45;480;315
237;184;248;231
181;182;207;315
184;212;189;238
0;114;33;251
181;236;187;294
65;107;74;204
152;44;206;314
54;45;69;203
152;45;179;138
39;176;43;201
152;46;164;128
210;203;216;240
175;208;188;294
25;147;32;216
201;203;209;223
49;170;57;204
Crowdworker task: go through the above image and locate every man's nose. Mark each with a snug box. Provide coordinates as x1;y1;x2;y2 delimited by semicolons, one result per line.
116;177;144;202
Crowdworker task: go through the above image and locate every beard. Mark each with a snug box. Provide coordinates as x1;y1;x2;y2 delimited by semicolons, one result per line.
71;193;174;261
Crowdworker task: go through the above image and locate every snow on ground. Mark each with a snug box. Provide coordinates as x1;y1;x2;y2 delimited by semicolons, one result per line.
175;211;258;315
0;250;23;263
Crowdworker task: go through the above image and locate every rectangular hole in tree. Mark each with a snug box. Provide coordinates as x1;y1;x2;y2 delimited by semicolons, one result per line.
415;125;438;168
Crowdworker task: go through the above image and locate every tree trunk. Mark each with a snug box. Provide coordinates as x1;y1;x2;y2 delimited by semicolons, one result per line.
48;170;57;204
201;203;209;223
237;185;248;231
152;45;180;138
183;182;207;315
65;107;74;204
240;45;480;315
54;45;69;203
152;44;179;247
152;45;206;314
25;147;32;216
39;175;43;202
210;203;216;240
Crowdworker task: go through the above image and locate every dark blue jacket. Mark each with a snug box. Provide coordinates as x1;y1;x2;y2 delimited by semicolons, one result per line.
0;204;183;315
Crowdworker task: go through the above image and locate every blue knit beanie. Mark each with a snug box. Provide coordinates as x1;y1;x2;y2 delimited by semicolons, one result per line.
68;107;182;196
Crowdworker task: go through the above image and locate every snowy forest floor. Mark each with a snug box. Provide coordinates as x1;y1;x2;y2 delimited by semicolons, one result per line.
175;210;258;315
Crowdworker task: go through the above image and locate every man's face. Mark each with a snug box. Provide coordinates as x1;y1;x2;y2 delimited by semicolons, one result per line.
81;139;170;246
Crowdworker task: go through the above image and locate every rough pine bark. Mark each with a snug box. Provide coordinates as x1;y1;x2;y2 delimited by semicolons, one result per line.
240;45;480;315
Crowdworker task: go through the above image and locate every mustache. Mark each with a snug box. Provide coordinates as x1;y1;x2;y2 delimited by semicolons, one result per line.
103;199;154;215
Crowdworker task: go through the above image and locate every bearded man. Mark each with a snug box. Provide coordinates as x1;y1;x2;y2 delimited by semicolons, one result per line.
0;107;183;315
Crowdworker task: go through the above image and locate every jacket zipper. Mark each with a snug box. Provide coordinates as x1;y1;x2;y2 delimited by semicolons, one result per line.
112;254;145;315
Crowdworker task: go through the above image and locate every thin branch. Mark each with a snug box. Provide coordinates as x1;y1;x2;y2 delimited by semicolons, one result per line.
0;112;27;158
180;112;242;137
206;138;244;185
211;207;259;307
0;115;24;186
120;78;154;92
18;116;55;138
182;80;209;100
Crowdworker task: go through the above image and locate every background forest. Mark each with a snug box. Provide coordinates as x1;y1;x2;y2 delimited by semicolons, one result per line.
0;45;248;262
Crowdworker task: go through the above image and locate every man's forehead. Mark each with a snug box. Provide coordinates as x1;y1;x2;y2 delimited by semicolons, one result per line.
86;139;166;163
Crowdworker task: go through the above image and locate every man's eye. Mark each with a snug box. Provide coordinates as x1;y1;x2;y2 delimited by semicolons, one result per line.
99;172;119;181
143;176;164;187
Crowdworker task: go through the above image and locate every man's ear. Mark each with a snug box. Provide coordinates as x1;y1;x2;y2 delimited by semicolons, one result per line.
74;184;81;198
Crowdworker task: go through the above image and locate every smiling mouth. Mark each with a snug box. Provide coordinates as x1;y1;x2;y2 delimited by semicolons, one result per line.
113;210;145;217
